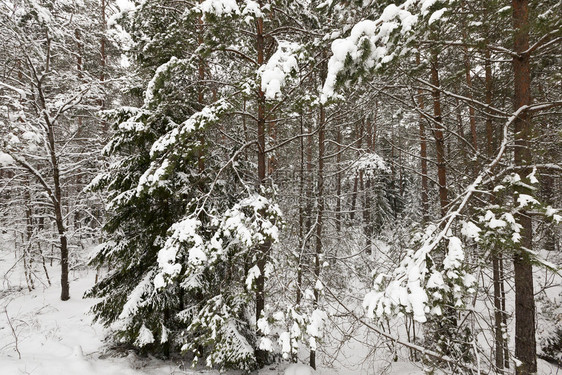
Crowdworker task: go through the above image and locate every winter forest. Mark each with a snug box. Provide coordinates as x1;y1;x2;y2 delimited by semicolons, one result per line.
0;0;561;374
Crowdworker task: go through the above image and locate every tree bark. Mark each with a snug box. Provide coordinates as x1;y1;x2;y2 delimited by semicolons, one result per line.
100;0;107;132
512;0;537;373
350;120;363;220
416;54;429;222
255;12;267;323
254;12;272;366
46;116;70;301
335;126;342;234
364;116;373;255
485;43;510;372
430;49;448;217
197;8;206;172
297;114;305;306
34;53;70;300
310;103;325;370
460;0;478;152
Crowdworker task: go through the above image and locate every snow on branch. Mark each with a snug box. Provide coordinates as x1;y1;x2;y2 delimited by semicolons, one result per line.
195;0;241;16
259;41;300;100
321;0;450;102
153;193;282;291
363;104;529;324
149;99;231;157
349;152;390;178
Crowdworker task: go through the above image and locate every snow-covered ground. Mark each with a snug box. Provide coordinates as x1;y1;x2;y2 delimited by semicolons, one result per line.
0;266;186;375
0;249;424;375
1;249;558;375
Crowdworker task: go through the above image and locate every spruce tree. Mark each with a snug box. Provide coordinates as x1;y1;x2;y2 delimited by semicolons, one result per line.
87;1;283;370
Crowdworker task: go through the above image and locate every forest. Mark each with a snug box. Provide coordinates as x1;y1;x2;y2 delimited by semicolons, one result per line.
0;0;561;374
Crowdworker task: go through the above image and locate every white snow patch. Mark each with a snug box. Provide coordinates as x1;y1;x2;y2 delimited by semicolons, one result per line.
443;237;464;270
135;324;155;347
0;152;14;166
461;220;481;240
284;363;317;375
260;41;300;100
428;8;447;24
196;0;240;16
246;265;261;290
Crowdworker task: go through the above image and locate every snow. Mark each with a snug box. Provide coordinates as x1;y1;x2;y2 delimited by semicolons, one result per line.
284;363;316;375
443;237;464;270
428;8;447;25
8;134;20;145
115;0;134;12
257;317;271;335
260;41;300;100
460;220;481;240
482;210;507;229
527;166;539;184
246;264;261;290
351;152;390;177
155;217;205;289
279;331;292;358
419;0;437;15
259;337;273;351
0;252;368;375
322;1;422;101
0;266;180;375
27;0;53;26
462;274;476;288
503;172;521;184
149;99;230;157
545;206;562;223
314;279;323;291
145;57;181;107
242;0;263;21
407;278;428;323
517;193;539;208
0;81;28;98
427;271;445;289
220;193;282;246
2;246;559;375
306;309;328;346
545;206;558;217
117;271;153;321
0;152;14;166
135;324;155;347
196;0;240;16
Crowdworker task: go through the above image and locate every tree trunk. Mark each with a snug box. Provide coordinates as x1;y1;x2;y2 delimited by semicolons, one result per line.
485;43;510;372
512;0;537;373
197;9;206;172
430;49;448;217
350;120;363;220
100;0;107;132
310;103;325;370
46;119;70;301
255;12;267;322
35;50;70;300
335;126;342;234
364;116;373;255
416;55;429;222
460;0;478;151
297;114;305;306
254;12;271;365
24;185;35;291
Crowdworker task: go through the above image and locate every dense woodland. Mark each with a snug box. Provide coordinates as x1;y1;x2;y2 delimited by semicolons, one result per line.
0;0;561;374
